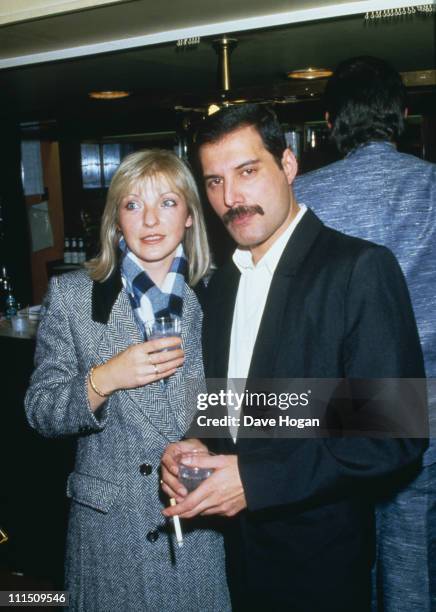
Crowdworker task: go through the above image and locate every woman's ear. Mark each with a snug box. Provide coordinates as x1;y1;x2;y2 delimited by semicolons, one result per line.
185;214;193;229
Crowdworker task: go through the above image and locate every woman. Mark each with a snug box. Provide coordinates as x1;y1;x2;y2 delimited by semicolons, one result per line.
25;150;230;612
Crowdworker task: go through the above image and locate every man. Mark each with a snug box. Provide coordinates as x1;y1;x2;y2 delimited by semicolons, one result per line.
162;104;427;612
294;56;436;612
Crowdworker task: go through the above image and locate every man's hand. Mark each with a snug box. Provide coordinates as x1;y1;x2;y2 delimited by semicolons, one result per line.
161;438;208;501
162;454;247;519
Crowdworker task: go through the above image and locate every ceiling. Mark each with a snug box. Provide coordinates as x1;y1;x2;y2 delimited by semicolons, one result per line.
0;0;392;64
0;0;434;128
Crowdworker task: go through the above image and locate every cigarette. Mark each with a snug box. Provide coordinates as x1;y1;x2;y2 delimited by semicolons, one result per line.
170;498;183;547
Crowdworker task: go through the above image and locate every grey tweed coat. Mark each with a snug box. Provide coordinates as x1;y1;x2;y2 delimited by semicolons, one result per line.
25;269;230;612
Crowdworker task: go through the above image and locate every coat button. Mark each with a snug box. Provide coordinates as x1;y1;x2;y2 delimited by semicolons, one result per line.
146;530;159;543
139;463;153;476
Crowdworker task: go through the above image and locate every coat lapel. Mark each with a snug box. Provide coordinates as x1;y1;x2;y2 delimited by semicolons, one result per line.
248;208;323;379
92;271;142;360
92;270;186;439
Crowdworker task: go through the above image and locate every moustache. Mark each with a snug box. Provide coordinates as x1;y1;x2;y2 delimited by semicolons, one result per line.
223;205;265;225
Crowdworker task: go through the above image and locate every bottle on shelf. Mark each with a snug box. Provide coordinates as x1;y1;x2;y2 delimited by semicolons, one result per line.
5;287;17;320
70;237;79;264
0;267;10;316
78;238;86;264
63;237;72;264
0;281;5;317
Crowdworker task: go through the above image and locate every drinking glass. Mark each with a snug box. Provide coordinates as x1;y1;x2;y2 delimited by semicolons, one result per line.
176;450;215;492
144;316;181;349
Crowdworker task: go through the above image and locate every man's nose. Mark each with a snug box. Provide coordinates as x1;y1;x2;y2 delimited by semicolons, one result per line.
223;180;243;209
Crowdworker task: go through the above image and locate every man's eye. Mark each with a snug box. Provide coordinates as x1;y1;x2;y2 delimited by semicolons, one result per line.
207;178;222;188
242;168;255;176
162;199;177;208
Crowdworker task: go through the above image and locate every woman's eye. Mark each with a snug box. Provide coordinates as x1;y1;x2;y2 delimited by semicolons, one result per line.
125;200;140;210
162;199;177;208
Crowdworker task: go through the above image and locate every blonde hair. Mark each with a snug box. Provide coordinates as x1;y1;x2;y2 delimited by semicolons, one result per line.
86;149;210;286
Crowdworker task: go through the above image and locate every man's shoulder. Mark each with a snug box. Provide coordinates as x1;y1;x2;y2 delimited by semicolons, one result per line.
319;221;390;259
390;147;435;169
380;147;436;182
296;145;435;188
313;225;404;297
206;259;237;293
295;159;346;192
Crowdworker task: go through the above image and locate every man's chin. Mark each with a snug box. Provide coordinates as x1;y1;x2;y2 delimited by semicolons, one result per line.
228;231;263;250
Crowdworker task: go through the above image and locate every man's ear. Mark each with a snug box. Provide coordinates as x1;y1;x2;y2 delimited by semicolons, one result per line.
325;112;332;129
281;148;298;185
404;107;409;119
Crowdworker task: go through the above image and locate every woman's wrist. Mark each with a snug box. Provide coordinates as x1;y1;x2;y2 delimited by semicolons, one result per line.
89;364;114;397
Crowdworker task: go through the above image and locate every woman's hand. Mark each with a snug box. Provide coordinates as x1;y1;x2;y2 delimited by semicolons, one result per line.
88;336;184;411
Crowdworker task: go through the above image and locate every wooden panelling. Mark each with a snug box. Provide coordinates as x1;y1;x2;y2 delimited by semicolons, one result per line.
27;142;64;304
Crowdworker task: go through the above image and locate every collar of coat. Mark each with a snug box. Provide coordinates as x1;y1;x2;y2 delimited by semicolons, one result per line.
91;267;207;324
92;268;123;324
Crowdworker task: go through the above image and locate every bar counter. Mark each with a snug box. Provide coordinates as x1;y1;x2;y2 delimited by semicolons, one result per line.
0;318;38;340
1;323;74;586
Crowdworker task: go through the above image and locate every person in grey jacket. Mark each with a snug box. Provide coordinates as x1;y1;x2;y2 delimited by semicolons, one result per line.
294;56;436;612
25;149;231;612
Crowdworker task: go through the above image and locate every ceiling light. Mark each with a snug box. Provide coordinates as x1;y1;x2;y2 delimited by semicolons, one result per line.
88;90;130;100
208;104;221;116
287;68;333;80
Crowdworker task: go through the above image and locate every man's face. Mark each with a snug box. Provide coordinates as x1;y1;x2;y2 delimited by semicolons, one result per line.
199;125;298;262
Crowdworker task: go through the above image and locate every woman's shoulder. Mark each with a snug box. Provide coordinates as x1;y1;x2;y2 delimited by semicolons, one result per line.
183;281;206;316
51;267;91;284
47;269;93;301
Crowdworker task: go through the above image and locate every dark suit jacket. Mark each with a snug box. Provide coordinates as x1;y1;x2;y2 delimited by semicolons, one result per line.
202;209;427;612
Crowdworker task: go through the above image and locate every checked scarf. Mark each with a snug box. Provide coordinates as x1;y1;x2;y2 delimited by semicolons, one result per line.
119;237;187;338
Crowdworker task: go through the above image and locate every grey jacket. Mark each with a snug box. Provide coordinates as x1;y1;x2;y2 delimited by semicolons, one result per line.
295;142;436;612
25;269;230;612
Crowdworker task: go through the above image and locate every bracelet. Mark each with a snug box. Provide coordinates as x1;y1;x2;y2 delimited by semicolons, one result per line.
88;365;111;398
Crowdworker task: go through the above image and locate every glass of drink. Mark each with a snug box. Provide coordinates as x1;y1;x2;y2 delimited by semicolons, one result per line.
144;316;181;349
176;450;215;492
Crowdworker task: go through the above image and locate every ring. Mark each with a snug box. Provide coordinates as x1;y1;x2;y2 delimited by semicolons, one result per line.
153;364;159;375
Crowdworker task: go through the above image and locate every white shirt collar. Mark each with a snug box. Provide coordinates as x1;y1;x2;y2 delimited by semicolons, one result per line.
232;204;307;274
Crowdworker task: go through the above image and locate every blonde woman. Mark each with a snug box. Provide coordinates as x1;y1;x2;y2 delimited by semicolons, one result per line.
25;150;230;612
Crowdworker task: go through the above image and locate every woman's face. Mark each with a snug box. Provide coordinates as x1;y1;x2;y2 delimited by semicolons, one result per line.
118;174;192;274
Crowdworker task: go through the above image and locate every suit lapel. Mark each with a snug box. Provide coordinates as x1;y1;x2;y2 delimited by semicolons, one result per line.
208;262;240;378
248;208;323;379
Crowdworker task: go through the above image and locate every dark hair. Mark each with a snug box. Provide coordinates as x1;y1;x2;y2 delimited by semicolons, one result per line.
195;103;286;167
324;56;407;155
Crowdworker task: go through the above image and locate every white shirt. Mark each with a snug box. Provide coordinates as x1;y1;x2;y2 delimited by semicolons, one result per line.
226;205;307;440
228;205;307;380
